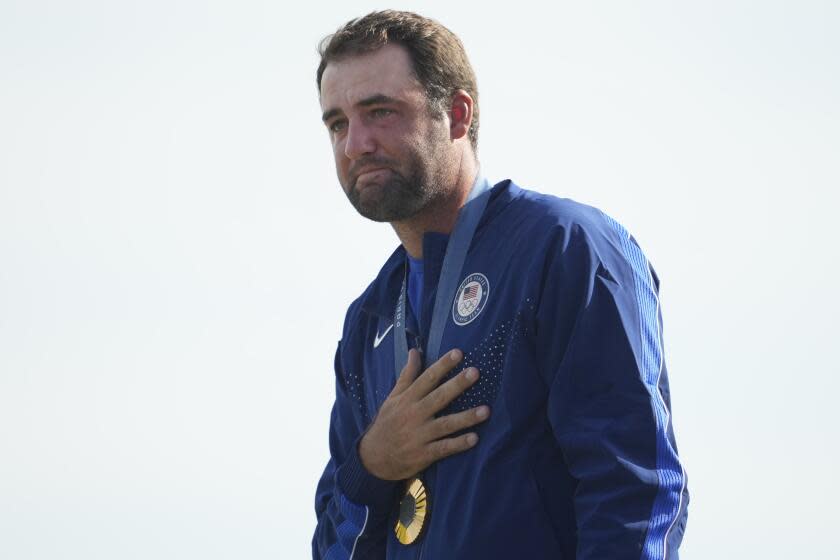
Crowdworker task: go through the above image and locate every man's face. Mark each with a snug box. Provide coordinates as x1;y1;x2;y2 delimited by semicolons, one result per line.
320;44;452;222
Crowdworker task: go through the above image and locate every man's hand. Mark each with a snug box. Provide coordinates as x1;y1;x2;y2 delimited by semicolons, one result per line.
358;348;490;481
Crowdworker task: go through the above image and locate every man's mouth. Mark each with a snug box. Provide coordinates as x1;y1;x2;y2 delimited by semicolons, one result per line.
355;168;391;185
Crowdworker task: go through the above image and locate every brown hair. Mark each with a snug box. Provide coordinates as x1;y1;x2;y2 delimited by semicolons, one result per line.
317;10;480;151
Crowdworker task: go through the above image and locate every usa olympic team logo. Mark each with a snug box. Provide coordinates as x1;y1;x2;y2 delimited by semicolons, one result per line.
452;273;489;326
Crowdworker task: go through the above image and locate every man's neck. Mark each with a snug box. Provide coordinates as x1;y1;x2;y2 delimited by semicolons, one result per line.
391;161;478;259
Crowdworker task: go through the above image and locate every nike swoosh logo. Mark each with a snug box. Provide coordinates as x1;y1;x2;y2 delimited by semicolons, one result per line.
373;323;394;348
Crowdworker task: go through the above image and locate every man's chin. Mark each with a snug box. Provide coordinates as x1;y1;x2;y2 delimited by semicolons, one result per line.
346;176;429;222
345;185;385;222
353;193;422;223
355;198;400;223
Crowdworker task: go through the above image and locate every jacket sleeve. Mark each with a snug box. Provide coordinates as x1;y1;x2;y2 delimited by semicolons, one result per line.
536;216;689;559
312;341;399;560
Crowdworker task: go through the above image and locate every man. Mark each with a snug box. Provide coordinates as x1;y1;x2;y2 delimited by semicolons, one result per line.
312;10;688;559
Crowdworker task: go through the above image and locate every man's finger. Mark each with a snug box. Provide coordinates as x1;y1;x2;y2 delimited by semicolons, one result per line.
426;432;479;463
419;366;479;414
392;348;422;394
406;348;463;398
425;406;490;440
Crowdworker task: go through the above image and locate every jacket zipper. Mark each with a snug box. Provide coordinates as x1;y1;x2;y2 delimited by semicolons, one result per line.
414;338;425;560
412;317;426;559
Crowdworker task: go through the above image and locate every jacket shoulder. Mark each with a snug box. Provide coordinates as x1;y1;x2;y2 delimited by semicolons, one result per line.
501;182;625;258
497;181;658;297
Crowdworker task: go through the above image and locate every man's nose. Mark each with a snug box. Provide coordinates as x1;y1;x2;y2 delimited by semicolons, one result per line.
344;120;377;160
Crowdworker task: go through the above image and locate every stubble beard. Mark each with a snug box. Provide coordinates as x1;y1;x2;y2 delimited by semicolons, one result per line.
344;148;447;223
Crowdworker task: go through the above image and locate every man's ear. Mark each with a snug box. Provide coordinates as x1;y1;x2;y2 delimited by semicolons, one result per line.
449;90;474;141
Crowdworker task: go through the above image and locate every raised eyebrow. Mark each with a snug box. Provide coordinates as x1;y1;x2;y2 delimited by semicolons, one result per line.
357;94;400;108
321;108;342;124
322;94;400;123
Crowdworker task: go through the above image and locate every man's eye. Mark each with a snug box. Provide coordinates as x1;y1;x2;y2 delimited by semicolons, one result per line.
329;120;347;133
372;108;393;118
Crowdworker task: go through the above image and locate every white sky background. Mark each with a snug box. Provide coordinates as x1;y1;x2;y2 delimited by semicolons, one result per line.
1;0;838;558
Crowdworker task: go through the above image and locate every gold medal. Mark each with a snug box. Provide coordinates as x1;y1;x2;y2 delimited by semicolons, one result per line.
394;477;429;545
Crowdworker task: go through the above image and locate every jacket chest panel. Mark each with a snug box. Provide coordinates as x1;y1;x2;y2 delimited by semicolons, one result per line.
359;281;537;423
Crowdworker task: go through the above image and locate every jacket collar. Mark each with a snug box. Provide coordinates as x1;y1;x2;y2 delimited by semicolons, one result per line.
358;179;515;322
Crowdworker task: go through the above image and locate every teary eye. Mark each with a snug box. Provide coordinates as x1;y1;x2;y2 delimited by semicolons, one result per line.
329;119;347;133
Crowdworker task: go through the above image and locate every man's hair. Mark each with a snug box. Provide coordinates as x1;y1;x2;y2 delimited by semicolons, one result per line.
317;10;480;151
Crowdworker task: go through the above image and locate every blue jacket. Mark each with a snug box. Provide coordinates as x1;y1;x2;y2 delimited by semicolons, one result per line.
313;180;689;559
